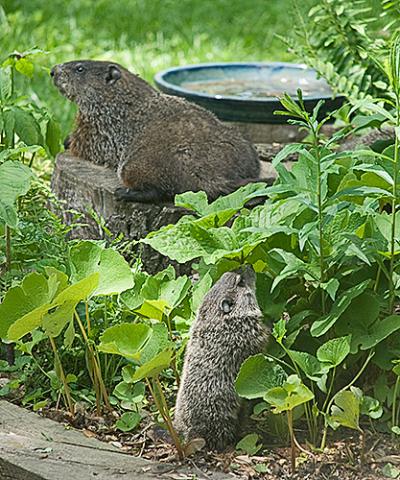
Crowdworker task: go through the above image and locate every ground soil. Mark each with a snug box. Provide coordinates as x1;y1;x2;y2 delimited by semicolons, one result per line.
40;406;399;480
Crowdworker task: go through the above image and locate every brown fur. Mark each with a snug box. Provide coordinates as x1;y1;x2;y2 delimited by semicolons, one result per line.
51;60;260;203
174;266;269;451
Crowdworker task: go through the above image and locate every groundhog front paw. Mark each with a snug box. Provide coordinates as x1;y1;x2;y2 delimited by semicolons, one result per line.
114;186;165;203
114;187;133;200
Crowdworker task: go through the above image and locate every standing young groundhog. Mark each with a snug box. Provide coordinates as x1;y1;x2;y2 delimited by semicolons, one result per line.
174;266;269;451
51;60;260;203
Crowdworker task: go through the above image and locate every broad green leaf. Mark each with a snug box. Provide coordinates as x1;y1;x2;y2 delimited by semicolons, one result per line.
2;109;15;147
63;320;75;348
206;182;269;214
0;67;12;100
311;280;370;337
289;350;326;380
329;390;361;431
54;273;99;304
113;381;145;405
264;374;314;413
42;300;77;338
175;191;209;215
272;143;305;167
335;292;380;353
115;411;141;432
236;433;262;455
360;394;383;420
191;272;213;313
272;319;287;344
135;299;169;320
120;271;149;310
143;220;239;264
176;182;268;216
45;267;69;301
270;249;319;291
235;354;287;399
13;107;41;146
320;278;340;301
0;272;50;338
7;304;51;341
15;57;34;77
69;241;134;296
6;273;99;341
382;463;400;479
98;323;151;360
0;201;17;228
139;323;171;365
132;348;173;381
140;274;191;313
0;161;34;227
373;212;400;250
358;315;400;350
45;117;61;157
316;336;351;367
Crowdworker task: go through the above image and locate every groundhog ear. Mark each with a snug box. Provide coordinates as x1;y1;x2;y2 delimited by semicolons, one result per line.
106;65;121;85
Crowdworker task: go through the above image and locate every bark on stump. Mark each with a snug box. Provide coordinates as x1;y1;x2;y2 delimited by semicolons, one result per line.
50;149;290;274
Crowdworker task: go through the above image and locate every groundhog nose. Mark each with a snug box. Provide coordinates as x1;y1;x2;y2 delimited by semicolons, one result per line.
239;265;255;286
50;65;60;77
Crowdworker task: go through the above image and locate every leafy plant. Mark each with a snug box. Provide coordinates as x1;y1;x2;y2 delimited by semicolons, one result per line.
284;0;390;100
98;321;184;458
142;36;400;455
0;241;134;414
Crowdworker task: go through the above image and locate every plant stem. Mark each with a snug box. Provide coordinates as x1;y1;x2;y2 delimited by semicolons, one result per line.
146;377;184;459
287;409;296;473
280;343;315;441
164;313;180;386
322;366;336;413
5;225;11;271
4;225;15;366
74;310;111;411
359;429;365;466
389;92;400;313
320;351;374;450
315;145;326;315
85;301;91;336
392;376;400;429
48;336;74;415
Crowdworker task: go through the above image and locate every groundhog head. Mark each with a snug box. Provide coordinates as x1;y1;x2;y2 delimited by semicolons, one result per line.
198;266;262;324
50;60;127;111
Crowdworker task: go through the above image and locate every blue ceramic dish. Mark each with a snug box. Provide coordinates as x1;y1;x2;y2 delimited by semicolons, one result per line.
154;62;345;124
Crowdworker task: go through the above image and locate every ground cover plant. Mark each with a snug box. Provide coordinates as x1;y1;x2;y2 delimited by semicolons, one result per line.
0;0;399;479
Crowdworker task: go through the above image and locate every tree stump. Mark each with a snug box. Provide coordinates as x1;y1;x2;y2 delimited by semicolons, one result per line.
50;148;291;274
51;153;190;274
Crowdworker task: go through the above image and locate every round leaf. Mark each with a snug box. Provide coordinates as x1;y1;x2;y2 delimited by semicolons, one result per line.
98;323;151;360
235;354;287;400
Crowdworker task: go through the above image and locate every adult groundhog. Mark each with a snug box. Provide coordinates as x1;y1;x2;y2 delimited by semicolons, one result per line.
51;60;260;203
174;266;268;451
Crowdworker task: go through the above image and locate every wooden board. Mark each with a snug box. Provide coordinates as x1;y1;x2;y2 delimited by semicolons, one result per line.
0;400;234;480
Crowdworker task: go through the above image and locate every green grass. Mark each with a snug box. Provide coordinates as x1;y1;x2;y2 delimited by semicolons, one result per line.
0;0;315;132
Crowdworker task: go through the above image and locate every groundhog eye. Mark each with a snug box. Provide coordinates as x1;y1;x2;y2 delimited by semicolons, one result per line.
220;298;233;314
75;65;84;73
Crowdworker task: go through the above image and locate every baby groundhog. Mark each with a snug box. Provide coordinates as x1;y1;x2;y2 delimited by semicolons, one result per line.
51;60;260;203
174;266;268;451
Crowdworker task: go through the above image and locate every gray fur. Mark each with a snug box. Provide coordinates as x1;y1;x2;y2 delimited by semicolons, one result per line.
51;60;260;202
174;266;268;451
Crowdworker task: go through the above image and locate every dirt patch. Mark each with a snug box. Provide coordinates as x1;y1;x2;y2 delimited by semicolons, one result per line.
42;406;399;480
